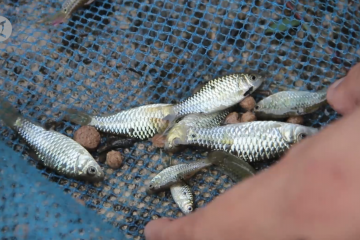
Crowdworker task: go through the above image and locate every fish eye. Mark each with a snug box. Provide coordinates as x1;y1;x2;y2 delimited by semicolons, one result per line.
251;75;256;81
149;184;153;188
254;105;260;110
188;206;193;211
87;166;97;175
183;191;187;195
298;133;307;140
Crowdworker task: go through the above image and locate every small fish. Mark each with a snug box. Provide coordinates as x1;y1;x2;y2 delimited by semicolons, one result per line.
164;110;230;152
170;181;194;215
0;99;104;182
254;89;328;119
164;73;264;122
181;121;318;162
146;158;212;194
64;104;176;140
97;138;138;153
38;0;96;26
207;151;256;183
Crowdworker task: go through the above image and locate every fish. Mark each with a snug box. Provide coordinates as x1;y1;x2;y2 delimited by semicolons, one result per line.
180;121;318;162
170;181;194;215
0;98;104;182
64;104;176;140
164;73;264;122
254;89;328;119
38;0;96;26
207;151;256;183
164;110;230;152
97;138;138;153
146;158;212;194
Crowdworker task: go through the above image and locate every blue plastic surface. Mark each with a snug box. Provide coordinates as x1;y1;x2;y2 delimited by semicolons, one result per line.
0;0;357;239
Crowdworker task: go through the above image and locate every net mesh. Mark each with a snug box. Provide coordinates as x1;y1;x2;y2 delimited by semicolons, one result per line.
0;0;357;238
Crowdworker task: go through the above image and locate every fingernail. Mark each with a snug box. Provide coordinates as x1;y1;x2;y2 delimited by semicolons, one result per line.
331;77;345;90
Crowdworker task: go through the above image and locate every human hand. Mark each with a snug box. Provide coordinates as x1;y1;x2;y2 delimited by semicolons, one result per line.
327;62;360;115
144;65;360;240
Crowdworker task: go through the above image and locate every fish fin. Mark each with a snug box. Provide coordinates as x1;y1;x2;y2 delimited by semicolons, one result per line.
38;11;67;26
63;108;93;125
84;0;96;5
207;150;256;183
0;98;24;128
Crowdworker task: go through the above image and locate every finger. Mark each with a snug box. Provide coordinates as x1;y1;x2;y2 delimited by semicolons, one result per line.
327;62;360;115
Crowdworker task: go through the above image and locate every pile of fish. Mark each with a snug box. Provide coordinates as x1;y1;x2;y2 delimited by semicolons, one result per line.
0;71;329;215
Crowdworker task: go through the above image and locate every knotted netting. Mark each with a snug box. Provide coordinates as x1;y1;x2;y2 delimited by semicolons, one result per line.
0;0;357;239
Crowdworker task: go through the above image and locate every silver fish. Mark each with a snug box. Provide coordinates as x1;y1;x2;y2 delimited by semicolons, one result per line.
65;104;176;140
146;158;212;194
38;0;96;26
182;121;318;162
164;110;230;152
254;89;327;119
164;73;264;122
0;99;104;182
170;181;194;215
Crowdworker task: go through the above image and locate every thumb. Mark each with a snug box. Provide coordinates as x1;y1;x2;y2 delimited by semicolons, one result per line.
145;218;174;240
327;62;360;115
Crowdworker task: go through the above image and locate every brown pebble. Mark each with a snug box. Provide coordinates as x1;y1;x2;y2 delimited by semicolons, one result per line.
224;112;241;124
240;111;257;122
239;96;256;111
73;126;101;151
151;134;166;148
106;150;123;169
286;116;304;125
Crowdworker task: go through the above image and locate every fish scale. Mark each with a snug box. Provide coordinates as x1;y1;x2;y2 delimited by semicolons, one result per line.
170;182;194;215
164;110;230;151
88;104;175;140
187;121;318;162
146;159;213;193
254;90;327;119
172;73;263;116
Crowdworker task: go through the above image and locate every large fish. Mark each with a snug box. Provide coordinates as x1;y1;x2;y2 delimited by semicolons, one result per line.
164;73;264;122
180;121;318;162
64;104;176;140
254;89;327;119
0;99;104;182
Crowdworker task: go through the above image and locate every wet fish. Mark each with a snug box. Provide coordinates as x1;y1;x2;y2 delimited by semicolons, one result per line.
146;158;212;194
180;121;318;162
97;138;138;153
38;0;96;26
0;99;104;182
170;181;194;215
207;151;256;183
164;110;230;152
164;73;264;122
64;104;176;140
254;89;327;119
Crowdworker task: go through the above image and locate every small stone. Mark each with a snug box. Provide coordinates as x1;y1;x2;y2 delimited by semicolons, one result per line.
106;150;123;169
73;126;101;151
224;112;241;124
239;96;256;111
151;134;166;148
240;111;257;122
286;116;304;125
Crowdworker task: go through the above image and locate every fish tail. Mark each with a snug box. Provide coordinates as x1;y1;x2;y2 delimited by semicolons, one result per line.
0;98;23;128
207;151;256;182
38;11;67;26
63;108;93;125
